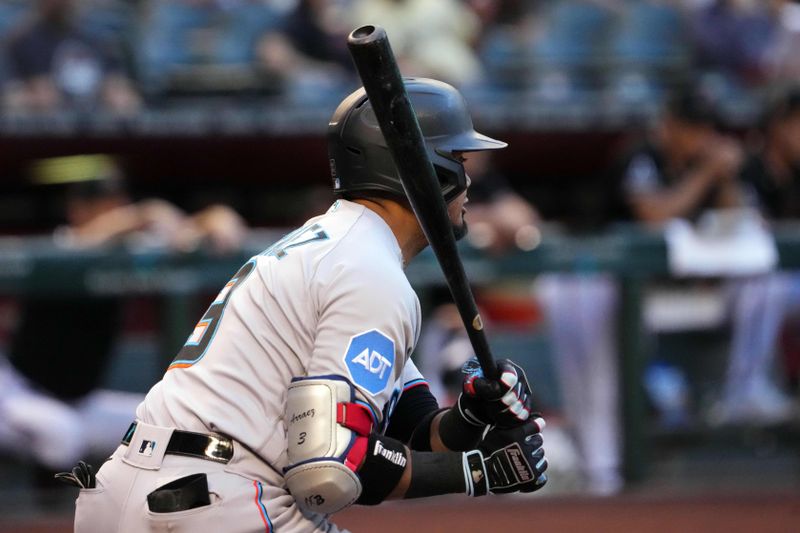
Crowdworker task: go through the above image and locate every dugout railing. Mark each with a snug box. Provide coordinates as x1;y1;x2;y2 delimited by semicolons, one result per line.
2;224;799;483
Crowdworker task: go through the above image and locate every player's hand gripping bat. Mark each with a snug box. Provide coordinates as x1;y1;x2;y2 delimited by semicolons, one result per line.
346;25;498;379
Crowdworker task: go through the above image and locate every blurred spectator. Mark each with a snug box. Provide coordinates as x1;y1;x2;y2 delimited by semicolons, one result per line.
535;84;792;496
625;86;795;425
346;0;484;87
741;86;800;221
0;154;246;476
461;150;542;255
256;0;354;98
49;162;246;252
731;86;800;408
536;269;621;495
617;86;795;428
469;0;543;92
3;0;141;113
622;86;744;223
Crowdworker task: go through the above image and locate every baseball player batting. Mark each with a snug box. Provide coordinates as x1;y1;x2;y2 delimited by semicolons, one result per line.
63;77;548;533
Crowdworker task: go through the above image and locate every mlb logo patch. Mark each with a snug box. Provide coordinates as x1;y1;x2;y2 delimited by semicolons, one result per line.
138;440;157;457
344;329;395;395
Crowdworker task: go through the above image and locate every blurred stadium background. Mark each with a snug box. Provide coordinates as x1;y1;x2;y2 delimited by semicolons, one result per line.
0;0;799;531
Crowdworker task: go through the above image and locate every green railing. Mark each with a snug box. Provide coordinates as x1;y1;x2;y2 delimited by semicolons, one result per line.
2;224;800;482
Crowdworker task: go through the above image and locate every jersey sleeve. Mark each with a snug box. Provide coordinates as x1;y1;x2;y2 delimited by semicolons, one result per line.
307;260;420;428
400;359;428;393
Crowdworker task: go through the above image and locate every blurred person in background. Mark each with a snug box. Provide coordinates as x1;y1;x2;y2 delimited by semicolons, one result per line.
733;86;800;407
346;0;485;87
0;155;246;482
620;86;743;223
465;0;542;92
623;86;793;426
742;86;800;240
2;0;141;113
536;270;622;495
255;0;354;98
535;84;792;496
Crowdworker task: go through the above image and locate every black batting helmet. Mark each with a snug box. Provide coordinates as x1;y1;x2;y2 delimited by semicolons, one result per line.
328;78;506;203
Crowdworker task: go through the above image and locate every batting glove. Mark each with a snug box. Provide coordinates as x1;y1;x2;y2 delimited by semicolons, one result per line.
54;460;96;489
463;415;548;496
457;358;534;429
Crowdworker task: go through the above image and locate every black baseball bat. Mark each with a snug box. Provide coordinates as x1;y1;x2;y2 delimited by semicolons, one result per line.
346;25;498;379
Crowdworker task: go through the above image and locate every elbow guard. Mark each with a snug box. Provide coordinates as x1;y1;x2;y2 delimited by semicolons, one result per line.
283;376;407;514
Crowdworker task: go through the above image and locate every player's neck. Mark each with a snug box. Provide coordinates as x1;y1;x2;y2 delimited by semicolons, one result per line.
352;198;427;265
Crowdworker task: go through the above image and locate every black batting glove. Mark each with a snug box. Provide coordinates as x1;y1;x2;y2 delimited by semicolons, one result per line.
54;460;96;489
457;358;534;429
462;416;548;496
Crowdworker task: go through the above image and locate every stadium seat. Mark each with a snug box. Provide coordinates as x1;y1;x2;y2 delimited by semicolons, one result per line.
529;0;617;99
81;0;138;44
613;2;687;67
136;0;284;97
0;0;25;32
478;27;535;92
607;1;690;102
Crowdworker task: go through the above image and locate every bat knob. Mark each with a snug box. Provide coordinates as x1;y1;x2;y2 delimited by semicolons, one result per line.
348;25;386;46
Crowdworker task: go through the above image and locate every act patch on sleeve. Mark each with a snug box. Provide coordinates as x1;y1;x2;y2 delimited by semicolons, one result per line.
344;329;396;395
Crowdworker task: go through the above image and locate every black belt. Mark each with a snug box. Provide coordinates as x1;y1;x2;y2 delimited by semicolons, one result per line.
121;422;234;464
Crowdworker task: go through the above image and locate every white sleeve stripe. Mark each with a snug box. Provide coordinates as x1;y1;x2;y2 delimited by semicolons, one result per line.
501;390;518;406
500;371;517;388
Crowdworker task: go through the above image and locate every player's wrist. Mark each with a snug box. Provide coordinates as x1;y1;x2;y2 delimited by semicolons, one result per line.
408;407;449;451
438;405;487;451
404;450;495;499
404;450;469;499
456;392;492;427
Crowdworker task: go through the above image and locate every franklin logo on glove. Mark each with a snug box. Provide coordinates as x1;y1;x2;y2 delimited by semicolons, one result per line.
506;445;532;482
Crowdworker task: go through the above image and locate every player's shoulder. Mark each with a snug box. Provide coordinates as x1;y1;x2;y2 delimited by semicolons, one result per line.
253;200;408;288
252;200;362;262
318;201;402;262
293;200;377;245
316;201;410;287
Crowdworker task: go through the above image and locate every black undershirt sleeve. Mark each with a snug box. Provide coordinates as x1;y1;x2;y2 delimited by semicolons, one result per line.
384;384;439;444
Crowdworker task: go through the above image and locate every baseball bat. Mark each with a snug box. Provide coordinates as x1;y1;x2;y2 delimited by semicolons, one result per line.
346;25;498;379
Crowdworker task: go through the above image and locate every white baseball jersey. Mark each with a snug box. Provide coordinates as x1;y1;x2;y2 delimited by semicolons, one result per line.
137;199;424;472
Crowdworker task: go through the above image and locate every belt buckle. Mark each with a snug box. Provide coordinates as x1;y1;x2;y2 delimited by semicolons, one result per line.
204;435;234;463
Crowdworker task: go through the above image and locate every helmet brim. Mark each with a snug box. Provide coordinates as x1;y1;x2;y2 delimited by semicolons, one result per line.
435;130;508;153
